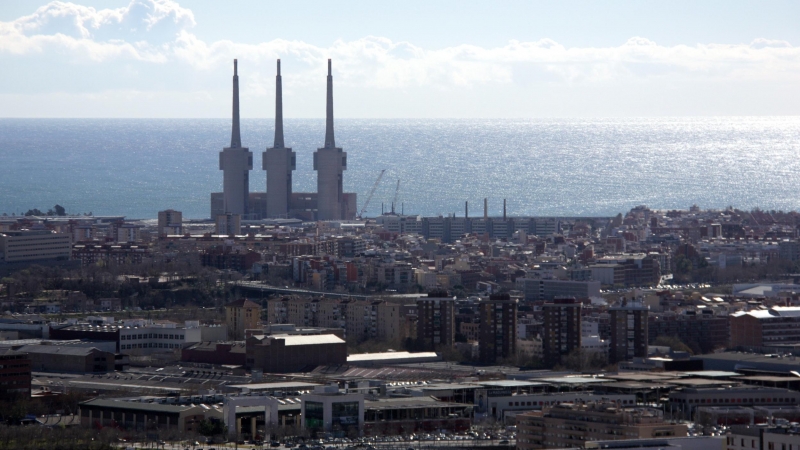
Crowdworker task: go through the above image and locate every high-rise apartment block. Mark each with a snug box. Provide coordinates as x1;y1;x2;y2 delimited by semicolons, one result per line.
416;290;455;350
478;293;518;364
157;209;182;236
542;298;582;367
609;300;649;364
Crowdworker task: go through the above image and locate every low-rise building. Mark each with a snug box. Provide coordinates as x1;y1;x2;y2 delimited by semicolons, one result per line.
246;334;347;373
517;401;687;450
0;348;31;398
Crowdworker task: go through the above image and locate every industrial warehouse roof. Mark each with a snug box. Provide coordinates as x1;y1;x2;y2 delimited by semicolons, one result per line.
228;381;321;391
262;334;345;346
80;398;214;413
16;344;104;356
347;351;439;362
537;376;611;385
477;380;549;388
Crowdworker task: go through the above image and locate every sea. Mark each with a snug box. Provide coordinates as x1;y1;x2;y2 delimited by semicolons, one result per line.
1;117;799;220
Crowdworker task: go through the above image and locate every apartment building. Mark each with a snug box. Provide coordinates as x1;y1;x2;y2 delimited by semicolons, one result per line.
478;293;517;364
416;291;455;350
517;402;687;450
730;306;800;347
542;298;582;367
609;300;649;364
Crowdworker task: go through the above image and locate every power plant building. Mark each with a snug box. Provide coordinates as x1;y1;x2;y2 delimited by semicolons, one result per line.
217;59;253;217
211;59;356;221
263;59;296;218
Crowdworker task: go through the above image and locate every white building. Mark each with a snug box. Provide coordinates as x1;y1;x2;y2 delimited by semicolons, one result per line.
0;230;71;263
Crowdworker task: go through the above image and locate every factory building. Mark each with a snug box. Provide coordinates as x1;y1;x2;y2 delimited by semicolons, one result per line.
264;59;296;219
211;59;356;221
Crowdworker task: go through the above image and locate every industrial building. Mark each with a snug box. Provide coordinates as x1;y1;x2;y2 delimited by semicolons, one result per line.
245;334;347;372
210;59;356;221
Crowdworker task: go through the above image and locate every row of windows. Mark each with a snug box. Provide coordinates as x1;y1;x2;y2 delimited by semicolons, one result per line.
677;397;797;404
122;333;183;340
506;399;633;407
0;372;29;378
122;343;181;350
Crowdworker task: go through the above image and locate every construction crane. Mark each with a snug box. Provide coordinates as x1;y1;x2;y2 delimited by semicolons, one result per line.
358;169;386;219
391;179;401;214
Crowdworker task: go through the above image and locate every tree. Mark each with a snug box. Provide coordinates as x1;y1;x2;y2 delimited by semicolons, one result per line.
54;204;66;216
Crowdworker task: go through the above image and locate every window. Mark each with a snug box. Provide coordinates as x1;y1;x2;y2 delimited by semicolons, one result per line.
305;402;324;429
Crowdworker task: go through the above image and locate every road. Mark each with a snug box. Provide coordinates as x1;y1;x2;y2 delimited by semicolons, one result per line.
233;281;372;300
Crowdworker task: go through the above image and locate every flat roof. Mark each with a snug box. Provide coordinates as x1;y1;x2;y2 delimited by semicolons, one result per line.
365;396;469;410
735;376;800;383
228;381;321;391
347;351;439;362
680;370;741;378
538;376;611;385
478;380;548;388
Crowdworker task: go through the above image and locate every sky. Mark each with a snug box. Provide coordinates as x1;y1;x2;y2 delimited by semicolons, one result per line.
1;0;800;118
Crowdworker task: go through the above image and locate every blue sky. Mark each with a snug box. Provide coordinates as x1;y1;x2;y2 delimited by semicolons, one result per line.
1;0;799;117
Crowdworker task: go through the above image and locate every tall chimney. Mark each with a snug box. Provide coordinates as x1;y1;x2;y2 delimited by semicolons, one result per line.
230;59;241;149
484;198;488;219
503;199;507;220
465;201;469;218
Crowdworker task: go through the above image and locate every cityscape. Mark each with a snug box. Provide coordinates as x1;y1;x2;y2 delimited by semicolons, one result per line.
2;1;800;450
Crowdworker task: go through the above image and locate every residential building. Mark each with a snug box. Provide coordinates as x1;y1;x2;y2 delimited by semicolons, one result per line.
478;293;518;364
226;298;262;340
157;209;182;236
516;278;601;302
542;298;582;367
609;300;650;364
416;290;455;350
516;402;687;450
730;306;800;347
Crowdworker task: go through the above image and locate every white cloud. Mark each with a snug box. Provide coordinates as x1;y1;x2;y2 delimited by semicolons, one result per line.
2;1;799;89
1;1;800;117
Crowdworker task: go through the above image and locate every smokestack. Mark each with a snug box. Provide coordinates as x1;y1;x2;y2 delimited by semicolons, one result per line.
465;201;469;218
324;59;335;148
503;199;507;220
230;59;241;149
484;198;488;219
273;59;284;148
